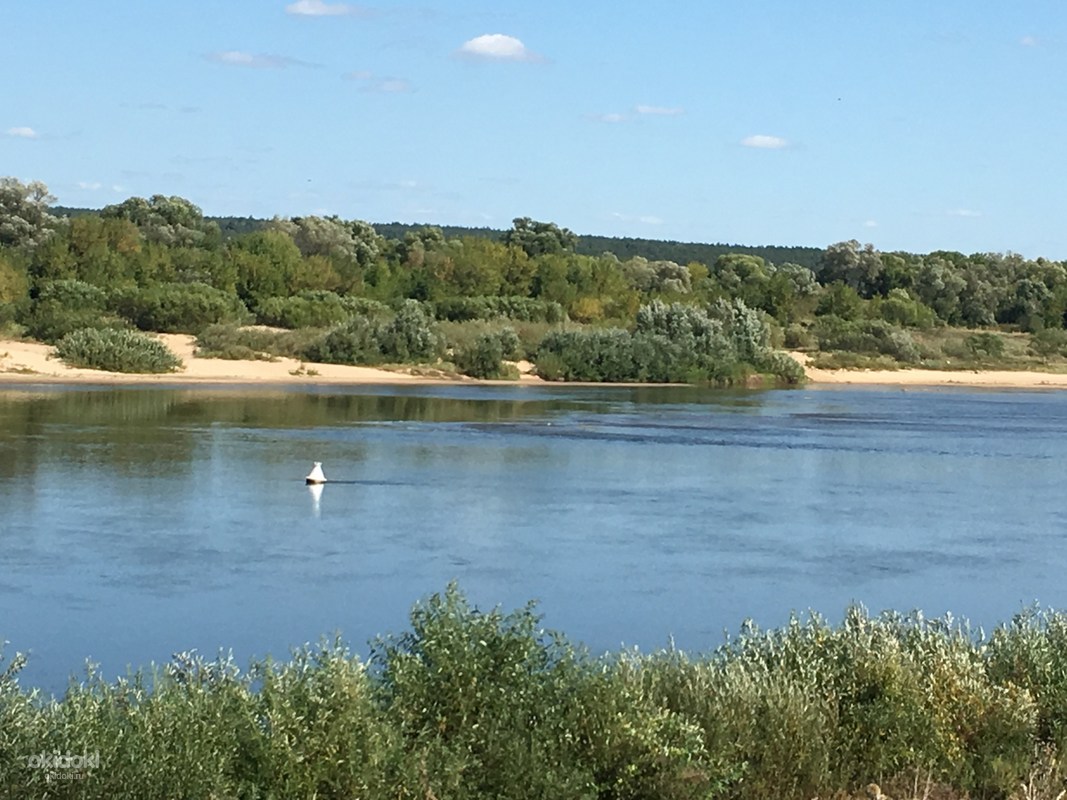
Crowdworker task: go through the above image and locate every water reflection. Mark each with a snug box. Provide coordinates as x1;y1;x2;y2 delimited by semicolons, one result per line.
307;483;324;517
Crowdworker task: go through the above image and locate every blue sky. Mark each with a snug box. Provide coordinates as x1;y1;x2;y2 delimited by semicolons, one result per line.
3;1;1066;258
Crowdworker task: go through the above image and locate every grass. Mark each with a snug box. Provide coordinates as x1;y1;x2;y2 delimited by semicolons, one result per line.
4;588;1067;798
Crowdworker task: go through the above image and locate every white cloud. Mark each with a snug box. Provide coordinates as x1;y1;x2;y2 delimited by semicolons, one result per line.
863;219;878;228
636;105;684;116
77;181;102;190
741;134;788;149
285;0;366;16
948;208;982;218
6;126;38;139
1020;35;1039;47
207;51;308;69
457;34;540;62
592;112;628;124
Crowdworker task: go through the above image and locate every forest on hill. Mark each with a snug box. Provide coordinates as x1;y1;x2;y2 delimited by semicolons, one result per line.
7;178;1067;381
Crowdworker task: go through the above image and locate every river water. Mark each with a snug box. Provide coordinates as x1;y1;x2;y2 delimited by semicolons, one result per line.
2;382;1065;692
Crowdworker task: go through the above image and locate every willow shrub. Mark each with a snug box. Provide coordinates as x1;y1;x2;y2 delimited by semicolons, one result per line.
109;282;251;334
433;295;565;324
452;327;521;379
254;291;390;330
304;300;440;366
54;328;182;373
5;593;1067;798
23;279;125;344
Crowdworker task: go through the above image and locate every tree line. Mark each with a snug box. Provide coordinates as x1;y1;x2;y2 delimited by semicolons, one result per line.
4;177;1067;379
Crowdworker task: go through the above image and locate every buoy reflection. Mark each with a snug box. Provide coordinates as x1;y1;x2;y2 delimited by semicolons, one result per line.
308;482;324;517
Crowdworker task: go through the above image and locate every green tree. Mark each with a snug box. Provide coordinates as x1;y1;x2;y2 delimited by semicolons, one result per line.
0;177;58;250
818;240;883;297
815;281;865;320
227;230;305;307
101;194;221;249
503;217;577;258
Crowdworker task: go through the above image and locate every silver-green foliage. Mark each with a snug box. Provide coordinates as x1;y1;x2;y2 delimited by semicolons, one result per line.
55;328;182;373
4;595;1067;798
0;177;57;250
304;299;440;366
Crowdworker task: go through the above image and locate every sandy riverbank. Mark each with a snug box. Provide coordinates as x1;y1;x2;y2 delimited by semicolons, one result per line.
788;352;1067;389
3;335;1067;389
0;334;544;386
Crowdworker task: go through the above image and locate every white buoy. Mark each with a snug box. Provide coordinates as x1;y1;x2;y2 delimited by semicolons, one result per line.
305;462;327;485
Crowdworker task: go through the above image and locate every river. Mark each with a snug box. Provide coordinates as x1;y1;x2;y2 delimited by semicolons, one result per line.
1;382;1065;692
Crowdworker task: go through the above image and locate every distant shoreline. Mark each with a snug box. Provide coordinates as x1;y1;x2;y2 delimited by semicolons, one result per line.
4;336;1067;390
788;351;1067;390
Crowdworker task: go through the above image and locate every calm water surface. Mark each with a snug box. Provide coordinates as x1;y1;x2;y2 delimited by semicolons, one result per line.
2;382;1066;692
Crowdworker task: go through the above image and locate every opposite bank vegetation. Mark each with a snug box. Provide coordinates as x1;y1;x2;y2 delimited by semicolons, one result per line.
3;586;1067;799
6;178;1067;382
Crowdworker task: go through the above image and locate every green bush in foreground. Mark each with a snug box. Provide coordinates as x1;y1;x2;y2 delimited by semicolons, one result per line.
6;589;1067;798
54;328;182;373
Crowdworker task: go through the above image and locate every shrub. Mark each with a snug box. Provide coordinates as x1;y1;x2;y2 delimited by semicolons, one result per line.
965;331;1006;359
814;316;921;363
253;291;382;329
756;351;807;384
55;328;182;373
377;299;439;362
1030;328;1067;360
303;316;384;365
3;590;1067;798
869;289;939;329
433;296;566;323
110;282;250;333
454;333;506;379
196;324;321;361
300;300;440;367
496;326;522;360
24;279;125;343
783;323;815;350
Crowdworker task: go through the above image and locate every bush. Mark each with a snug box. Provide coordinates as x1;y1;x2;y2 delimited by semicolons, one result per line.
965;331;1006;359
110;282;250;334
756;351;807;384
454;333;506;379
196;324;321;361
433;296;565;323
869;289;939;329
783;323;815;350
377;300;439;362
814;316;921;363
1030;328;1067;360
303;301;440;366
254;291;388;330
3;590;1067;798
55;328;182;373
24;280;125;343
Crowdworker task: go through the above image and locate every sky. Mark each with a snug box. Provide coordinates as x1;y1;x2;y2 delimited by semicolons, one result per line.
3;1;1066;259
